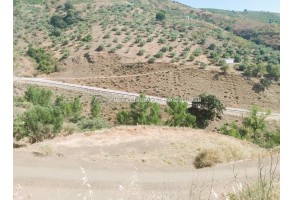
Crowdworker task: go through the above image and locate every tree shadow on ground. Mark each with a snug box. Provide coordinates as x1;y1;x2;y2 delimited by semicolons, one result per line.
252;83;265;93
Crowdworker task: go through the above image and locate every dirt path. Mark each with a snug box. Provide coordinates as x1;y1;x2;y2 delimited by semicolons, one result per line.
13;127;279;200
14;152;279;200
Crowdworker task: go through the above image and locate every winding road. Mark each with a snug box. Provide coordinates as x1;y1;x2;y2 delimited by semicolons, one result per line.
14;77;280;119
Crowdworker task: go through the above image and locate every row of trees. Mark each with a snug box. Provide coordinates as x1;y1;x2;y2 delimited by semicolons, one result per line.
14;86;108;143
116;94;225;129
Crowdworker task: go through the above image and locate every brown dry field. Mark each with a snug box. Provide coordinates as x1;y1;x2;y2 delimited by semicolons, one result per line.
43;53;280;112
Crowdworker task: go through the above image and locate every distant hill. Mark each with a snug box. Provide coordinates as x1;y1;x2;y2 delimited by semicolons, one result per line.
14;0;279;77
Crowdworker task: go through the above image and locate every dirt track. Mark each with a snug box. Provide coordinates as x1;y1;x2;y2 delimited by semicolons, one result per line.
13;126;279;200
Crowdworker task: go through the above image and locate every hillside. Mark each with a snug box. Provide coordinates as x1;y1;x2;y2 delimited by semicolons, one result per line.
13;0;280;107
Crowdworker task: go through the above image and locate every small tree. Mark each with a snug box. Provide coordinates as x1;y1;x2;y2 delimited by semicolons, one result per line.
14;105;63;143
188;94;225;128
117;110;132;125
116;94;162;125
130;94;161;125
243;106;271;141
260;78;272;90
24;86;52;107
71;97;82;122
166;98;196;127
90;96;101;119
156;10;166;21
220;64;230;74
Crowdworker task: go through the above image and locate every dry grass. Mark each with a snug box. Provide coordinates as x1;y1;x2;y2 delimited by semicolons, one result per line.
194;149;221;168
225;154;280;200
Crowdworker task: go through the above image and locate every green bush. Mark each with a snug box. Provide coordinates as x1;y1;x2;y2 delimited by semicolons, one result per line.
14;105;63;143
155;10;166;21
138;49;145;56
188;94;225;128
27;46;57;73
116;44;123;49
189;54;195;61
220;64;230;74
208;43;216;50
24;86;52;107
220;106;278;148
155;51;164;58
82;34;93;42
77;118;109;131
109;48;116;53
165;98;196;127
148;57;156;63
266;64;280;80
117;110;132;125
158;37;167;44
96;44;104;52
260;78;272;90
192;48;202;57
199;62;207;69
116;94;162;125
91;96;101;119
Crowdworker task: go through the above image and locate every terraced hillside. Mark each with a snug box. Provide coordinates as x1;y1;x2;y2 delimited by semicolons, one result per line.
13;0;280;111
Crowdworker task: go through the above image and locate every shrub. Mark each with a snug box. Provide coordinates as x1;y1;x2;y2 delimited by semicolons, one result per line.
109;48;116;53
50;15;67;29
188;94;225;128
155;51;164;58
180;51;189;58
63;122;80;135
220;64;230;74
139;40;146;47
165;98;196;127
96;44;104;52
237;62;248;71
234;54;242;63
220;106;278;148
266;64;280;80
148;57;156;63
103;32;110;39
27;46;57;73
116;44;123;49
189;54;195;61
243;106;271;142
155;10;166;21
208;43;216;50
169;52;176;58
116;94;162;125
199;62;207;69
193;149;221;169
24;86;52;107
14;105;63;143
137;49;145;56
220;122;246;139
198;38;206;45
160;46;168;52
147;36;154;42
77;118;109;131
117;110;132;125
260;78;272;90
192;48;202;56
91;96;101;119
82;34;92;42
158;37;167;44
113;38;118;43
